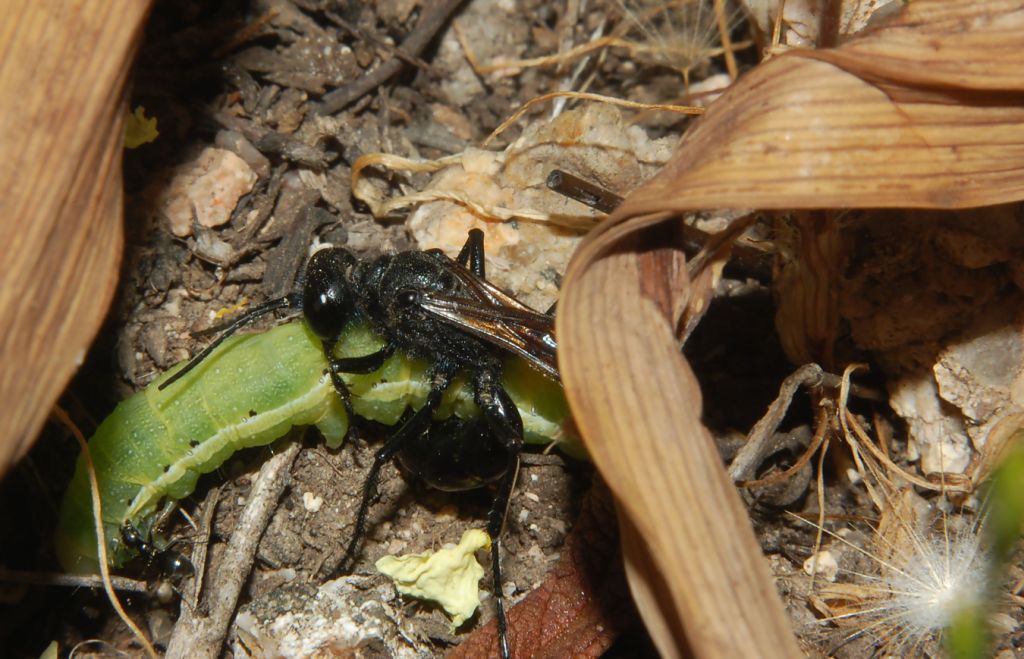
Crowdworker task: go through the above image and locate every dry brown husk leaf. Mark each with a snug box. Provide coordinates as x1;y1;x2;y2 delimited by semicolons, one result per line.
0;1;152;477
556;1;1024;657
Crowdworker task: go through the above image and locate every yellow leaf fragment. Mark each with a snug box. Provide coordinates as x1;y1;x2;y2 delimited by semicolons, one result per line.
124;105;158;148
375;528;490;628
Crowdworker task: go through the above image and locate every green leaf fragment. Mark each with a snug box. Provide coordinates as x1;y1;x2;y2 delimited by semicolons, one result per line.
375;528;491;628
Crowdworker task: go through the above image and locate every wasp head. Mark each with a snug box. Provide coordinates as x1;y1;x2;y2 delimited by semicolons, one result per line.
302;247;359;340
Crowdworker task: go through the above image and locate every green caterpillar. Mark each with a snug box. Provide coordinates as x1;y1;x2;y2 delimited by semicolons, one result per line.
55;319;574;574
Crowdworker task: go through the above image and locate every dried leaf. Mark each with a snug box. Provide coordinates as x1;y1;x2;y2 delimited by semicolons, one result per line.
449;479;635;659
0;1;151;476
558;1;1024;656
612;0;1024;219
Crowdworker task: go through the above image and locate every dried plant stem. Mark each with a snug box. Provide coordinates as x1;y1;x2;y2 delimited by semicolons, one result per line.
52;407;157;659
461;31;751;79
844;408;972;494
483;91;702;146
714;0;739;79
738;405;829;489
0;569;147;593
559;221;802;658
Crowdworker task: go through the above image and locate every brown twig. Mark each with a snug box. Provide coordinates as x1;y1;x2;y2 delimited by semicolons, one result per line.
728;363;824;482
0;568;147;593
312;0;465;115
164;441;301;659
714;0;739;80
184;485;220;613
483;91;702;147
325;11;438;75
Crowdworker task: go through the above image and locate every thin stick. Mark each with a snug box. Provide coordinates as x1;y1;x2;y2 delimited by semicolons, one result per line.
714;0;738;80
473;35;619;73
452;19;485;75
482;91;703;147
808;418;832;592
0;568;147;593
462;33;751;77
313;0;464;115
211;8;280;58
728;362;824;481
164;441;301;658
738;406;828;488
326;11;437;75
772;0;786;53
185;485;220;612
845;409;971;493
53;406;158;659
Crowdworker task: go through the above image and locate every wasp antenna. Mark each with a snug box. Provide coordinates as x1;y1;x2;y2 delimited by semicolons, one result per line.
158;294;301;391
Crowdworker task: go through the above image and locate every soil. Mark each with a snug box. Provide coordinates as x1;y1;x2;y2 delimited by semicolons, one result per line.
5;1;1020;658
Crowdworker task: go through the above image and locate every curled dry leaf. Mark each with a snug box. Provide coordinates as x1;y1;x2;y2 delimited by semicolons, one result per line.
611;1;1024;217
0;1;153;478
557;1;1024;657
449;478;634;659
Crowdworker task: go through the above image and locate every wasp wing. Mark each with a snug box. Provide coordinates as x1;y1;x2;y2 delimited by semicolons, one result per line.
416;264;559;380
418;295;559;380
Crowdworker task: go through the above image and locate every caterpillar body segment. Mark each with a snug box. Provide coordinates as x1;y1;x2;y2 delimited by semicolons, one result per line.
56;320;573;573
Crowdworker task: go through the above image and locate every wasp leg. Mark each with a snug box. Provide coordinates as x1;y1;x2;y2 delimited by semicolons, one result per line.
475;369;524;659
456;228;486;279
334;369;454;574
322;340;396;432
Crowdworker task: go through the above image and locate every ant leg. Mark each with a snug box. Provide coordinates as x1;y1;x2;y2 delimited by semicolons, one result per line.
456;228;486;278
334;370;453;574
475;370;524;659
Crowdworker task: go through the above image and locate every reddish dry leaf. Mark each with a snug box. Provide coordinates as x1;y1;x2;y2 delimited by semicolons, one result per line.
449;479;635;659
0;1;152;477
558;1;1024;657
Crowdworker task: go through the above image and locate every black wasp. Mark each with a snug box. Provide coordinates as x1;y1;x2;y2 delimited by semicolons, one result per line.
162;228;558;658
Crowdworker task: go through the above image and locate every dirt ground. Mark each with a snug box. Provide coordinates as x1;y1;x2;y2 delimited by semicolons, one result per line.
2;1;1023;658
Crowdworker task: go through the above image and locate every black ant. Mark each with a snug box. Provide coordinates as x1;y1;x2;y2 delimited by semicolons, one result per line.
162;229;558;658
120;522;194;579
